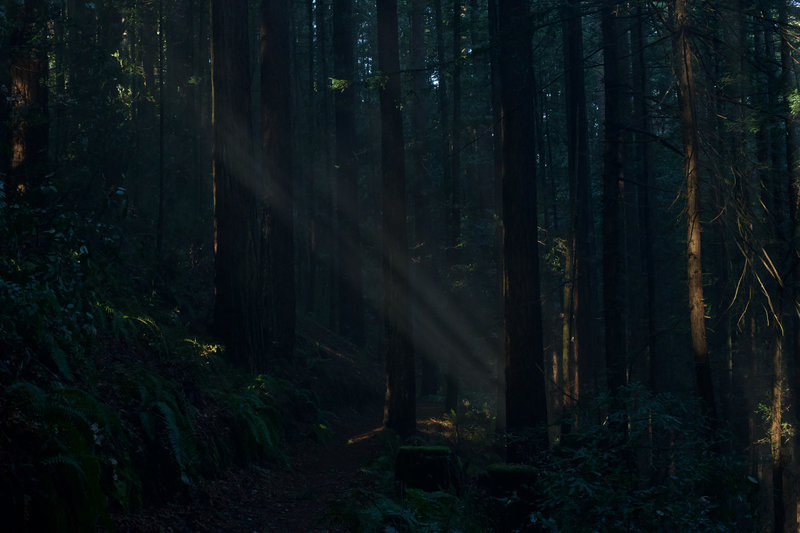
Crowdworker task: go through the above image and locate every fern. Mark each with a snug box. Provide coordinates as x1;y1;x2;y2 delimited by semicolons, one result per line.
49;343;74;380
7;380;47;407
134;370;200;487
42;453;86;480
153;400;193;484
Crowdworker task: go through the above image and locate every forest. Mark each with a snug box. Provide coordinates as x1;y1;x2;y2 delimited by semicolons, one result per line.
1;0;799;531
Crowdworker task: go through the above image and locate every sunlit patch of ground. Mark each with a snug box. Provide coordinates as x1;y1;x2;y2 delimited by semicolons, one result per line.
415;401;495;446
418;411;457;439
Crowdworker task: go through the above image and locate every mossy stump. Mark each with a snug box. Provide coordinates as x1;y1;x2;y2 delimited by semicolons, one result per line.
394;445;460;492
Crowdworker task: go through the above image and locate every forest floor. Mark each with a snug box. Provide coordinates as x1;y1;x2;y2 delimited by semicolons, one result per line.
113;403;457;532
114;404;388;532
111;322;456;533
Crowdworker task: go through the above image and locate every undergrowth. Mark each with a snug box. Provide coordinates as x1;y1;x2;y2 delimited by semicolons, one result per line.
0;183;310;531
328;385;756;533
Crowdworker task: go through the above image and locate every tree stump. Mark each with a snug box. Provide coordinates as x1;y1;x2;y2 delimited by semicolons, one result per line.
394;445;460;492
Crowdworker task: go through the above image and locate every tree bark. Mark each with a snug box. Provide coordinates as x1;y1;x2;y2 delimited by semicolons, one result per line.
8;0;49;196
212;0;270;370
674;0;717;420
410;0;438;396
562;0;594;416
631;4;656;390
601;0;627;394
261;0;296;360
497;0;547;433
333;0;364;346
378;0;416;437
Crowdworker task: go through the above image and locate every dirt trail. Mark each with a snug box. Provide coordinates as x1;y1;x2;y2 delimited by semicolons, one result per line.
115;405;387;532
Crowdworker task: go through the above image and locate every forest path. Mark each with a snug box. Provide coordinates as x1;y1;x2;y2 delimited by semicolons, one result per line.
116;402;389;532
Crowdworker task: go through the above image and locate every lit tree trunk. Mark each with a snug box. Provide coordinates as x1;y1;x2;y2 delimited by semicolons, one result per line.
8;0;49;196
778;4;797;530
674;0;716;420
333;0;364;346
498;0;547;433
601;0;626;394
261;0;295;360
378;0;415;437
561;0;593;417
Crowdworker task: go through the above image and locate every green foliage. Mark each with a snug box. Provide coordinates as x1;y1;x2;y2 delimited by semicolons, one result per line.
788;89;800;118
0;183;293;528
329;77;351;91
529;384;756;532
328;488;485;533
203;370;287;465
755;402;794;449
3;380;134;531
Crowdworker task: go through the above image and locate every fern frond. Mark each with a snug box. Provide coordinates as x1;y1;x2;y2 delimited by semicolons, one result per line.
43;454;86;481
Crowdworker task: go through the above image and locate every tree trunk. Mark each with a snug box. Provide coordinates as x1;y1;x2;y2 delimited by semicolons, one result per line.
674;0;717;420
333;0;364;346
261;0;295;360
631;4;656;390
601;0;627;394
212;0;269;370
488;0;506;432
410;0;438;396
378;0;416;437
445;0;464;414
497;0;547;433
8;0;49;196
561;0;594;418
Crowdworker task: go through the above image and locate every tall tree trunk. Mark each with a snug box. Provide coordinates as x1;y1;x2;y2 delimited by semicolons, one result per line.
333;0;364;346
488;0;506;432
445;0;464;414
156;0;166;260
498;0;547;434
562;0;594;419
8;0;49;196
410;0;438;396
779;4;797;530
601;0;627;394
262;0;295;360
316;0;336;328
674;0;717;420
302;0;317;314
631;4;656;390
212;0;267;369
378;0;415;437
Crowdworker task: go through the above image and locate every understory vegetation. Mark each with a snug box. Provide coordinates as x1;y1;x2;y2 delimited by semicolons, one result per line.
0;180;759;532
0;184;322;531
328;386;755;532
